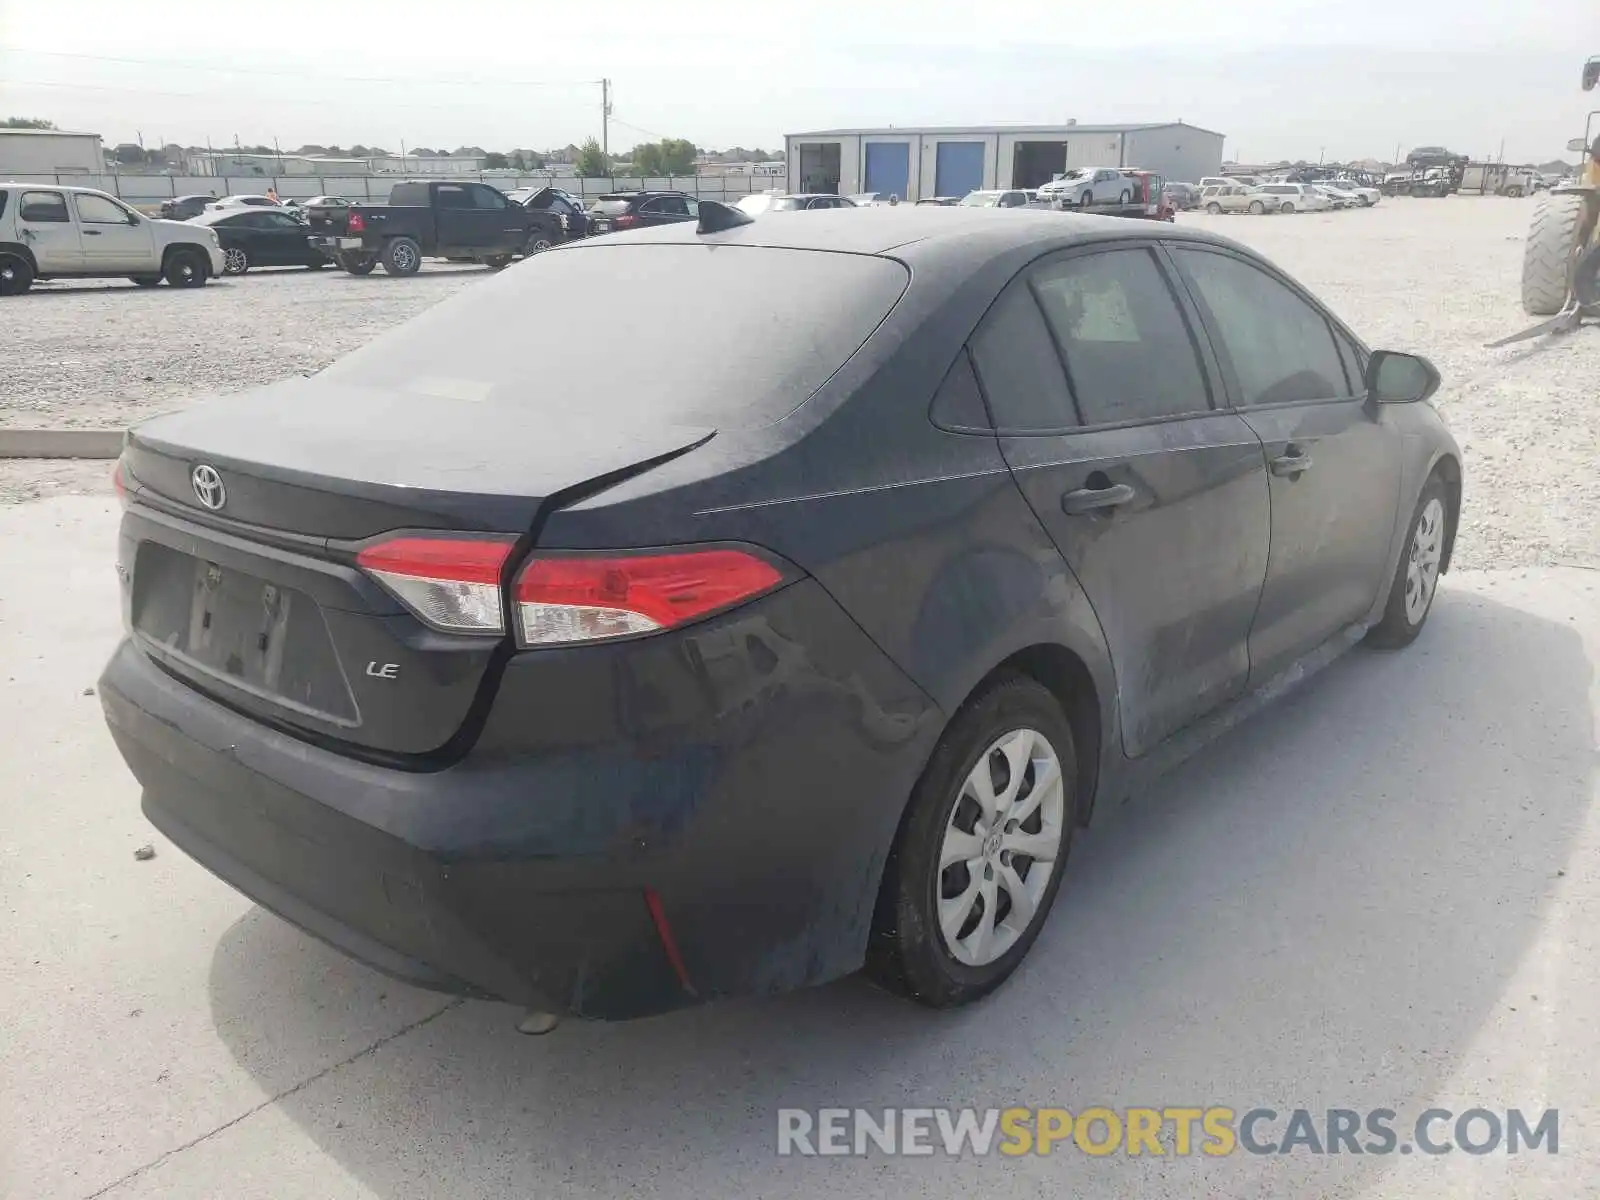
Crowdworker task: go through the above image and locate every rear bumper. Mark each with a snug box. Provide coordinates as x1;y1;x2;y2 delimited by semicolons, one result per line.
311;236;367;253
100;579;940;1019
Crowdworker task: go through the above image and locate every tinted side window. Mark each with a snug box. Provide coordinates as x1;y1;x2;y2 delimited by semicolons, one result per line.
1030;248;1211;426
969;282;1077;432
472;185;507;209
1333;328;1367;394
20;191;68;222
75;193;130;224
1174;248;1347;405
929;350;991;432
435;186;472;209
0;191;6;219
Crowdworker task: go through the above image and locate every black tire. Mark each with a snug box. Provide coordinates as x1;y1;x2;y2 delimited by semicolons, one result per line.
1505;186;1523;199
1249;200;1265;214
337;252;378;275
481;253;513;270
1520;191;1586;316
1206;201;1223;215
867;674;1077;1008
163;249;209;287
381;236;422;276
1367;477;1451;649
1079;191;1094;208
129;276;162;287
222;246;250;276
306;259;327;270
1280;202;1295;214
524;234;554;256
0;254;36;295
1118;189;1131;204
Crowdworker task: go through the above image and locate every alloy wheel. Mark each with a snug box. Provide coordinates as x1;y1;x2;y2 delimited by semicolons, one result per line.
936;727;1066;967
1405;498;1445;624
223;248;248;274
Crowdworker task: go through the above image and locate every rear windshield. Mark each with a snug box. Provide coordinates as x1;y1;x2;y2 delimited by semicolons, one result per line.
321;244;909;429
592;198;635;214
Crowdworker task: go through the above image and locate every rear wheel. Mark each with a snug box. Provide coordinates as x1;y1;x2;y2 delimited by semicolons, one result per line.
1520;191;1587;316
1280;202;1295;214
1367;479;1450;648
1249;200;1265;214
0;254;35;296
337;252;378;276
163;249;209;287
481;253;513;270
222;246;250;275
867;675;1076;1008
381;236;422;276
524;234;554;256
1206;201;1223;214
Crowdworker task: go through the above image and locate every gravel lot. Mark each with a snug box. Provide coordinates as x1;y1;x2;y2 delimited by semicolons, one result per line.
3;199;1598;570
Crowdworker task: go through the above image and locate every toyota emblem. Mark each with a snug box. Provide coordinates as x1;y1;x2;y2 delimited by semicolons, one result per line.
190;464;226;511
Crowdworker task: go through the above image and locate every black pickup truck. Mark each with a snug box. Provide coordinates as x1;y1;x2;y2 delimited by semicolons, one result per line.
310;180;563;276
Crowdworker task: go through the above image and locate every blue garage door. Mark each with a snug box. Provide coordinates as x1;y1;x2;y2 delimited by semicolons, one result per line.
864;142;910;200
935;142;985;198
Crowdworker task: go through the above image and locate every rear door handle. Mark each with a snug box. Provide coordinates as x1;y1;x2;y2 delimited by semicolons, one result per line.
84;229;102;236
1270;451;1313;477
1062;482;1136;514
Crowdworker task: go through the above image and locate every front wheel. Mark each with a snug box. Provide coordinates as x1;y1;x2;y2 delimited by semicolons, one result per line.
867;675;1076;1008
1279;202;1295;214
524;235;554;256
481;253;513;270
1367;479;1450;649
1118;189;1131;204
336;252;378;276
1520;191;1586;316
1249;200;1265;214
0;254;36;295
381;236;422;276
163;249;209;287
1079;191;1094;208
222;246;250;275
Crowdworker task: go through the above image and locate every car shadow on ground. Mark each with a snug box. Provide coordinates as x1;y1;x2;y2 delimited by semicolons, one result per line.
207;584;1594;1199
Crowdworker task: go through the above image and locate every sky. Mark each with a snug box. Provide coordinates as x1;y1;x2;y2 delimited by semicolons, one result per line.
2;0;1598;163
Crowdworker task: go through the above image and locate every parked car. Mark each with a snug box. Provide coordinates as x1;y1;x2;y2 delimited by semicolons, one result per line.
585;190;700;234
0;182;224;293
958;189;1032;209
160;195;215;221
99;206;1459;1024
1164;182;1201;210
310;180;547;275
849;192;897;206
735;192;858;216
505;185;589;242
1200;175;1261;189
1327;179;1381;206
1036;167;1134;207
206;195;281;212
915;196;962;206
192;208;329;275
1313;184;1358;209
1197;183;1282;214
1257;183;1331;214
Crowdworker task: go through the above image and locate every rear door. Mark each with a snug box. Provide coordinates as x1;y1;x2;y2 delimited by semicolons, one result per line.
1168;244;1401;677
640;195;694;226
973;243;1271;757
73;192;155;270
16;190;82;272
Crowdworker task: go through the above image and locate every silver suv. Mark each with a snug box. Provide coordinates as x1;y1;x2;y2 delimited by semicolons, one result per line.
0;183;225;295
1197;183;1283;215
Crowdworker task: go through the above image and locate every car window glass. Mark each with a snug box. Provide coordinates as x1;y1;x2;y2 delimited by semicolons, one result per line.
436;186;472;209
1029;249;1210;426
473;186;508;210
20;191;69;222
1174;248;1348;405
929;350;991;431
75;193;131;224
1333;328;1367;393
268;212;303;228
968;280;1077;432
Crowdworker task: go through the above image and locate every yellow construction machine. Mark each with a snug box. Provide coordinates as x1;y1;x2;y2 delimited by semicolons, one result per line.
1488;56;1600;346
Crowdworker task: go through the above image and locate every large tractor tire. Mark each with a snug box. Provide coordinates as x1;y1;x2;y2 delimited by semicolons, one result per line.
1520;191;1587;316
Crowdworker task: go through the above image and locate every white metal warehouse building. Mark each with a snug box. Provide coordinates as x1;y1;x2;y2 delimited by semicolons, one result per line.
784;122;1225;202
0;129;106;176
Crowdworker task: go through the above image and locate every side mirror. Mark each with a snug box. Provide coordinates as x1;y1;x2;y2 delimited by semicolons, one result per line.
1367;350;1440;404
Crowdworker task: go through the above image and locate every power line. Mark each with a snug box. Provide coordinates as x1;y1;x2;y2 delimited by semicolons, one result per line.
608;113;671;141
0;46;600;89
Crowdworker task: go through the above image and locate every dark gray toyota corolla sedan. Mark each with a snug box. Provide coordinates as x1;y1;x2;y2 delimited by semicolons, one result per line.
100;205;1460;1025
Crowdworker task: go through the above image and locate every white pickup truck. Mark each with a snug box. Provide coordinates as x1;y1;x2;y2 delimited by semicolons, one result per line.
0;183;225;295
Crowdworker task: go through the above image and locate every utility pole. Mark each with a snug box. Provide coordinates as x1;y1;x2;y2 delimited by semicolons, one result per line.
601;78;611;166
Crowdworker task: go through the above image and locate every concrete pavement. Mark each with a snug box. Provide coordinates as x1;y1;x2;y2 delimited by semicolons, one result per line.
2;495;1595;1200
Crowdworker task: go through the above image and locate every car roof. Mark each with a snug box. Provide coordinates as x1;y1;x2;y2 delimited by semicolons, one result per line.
190;209;276;225
565;205;1242;263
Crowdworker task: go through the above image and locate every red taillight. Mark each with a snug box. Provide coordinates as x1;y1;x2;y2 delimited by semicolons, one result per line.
347;210;366;233
111;459;128;506
356;535;514;634
513;548;785;646
612;213;639;229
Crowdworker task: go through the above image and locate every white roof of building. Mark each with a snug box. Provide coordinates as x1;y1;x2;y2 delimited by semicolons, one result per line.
788;120;1225;139
0;128;102;138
